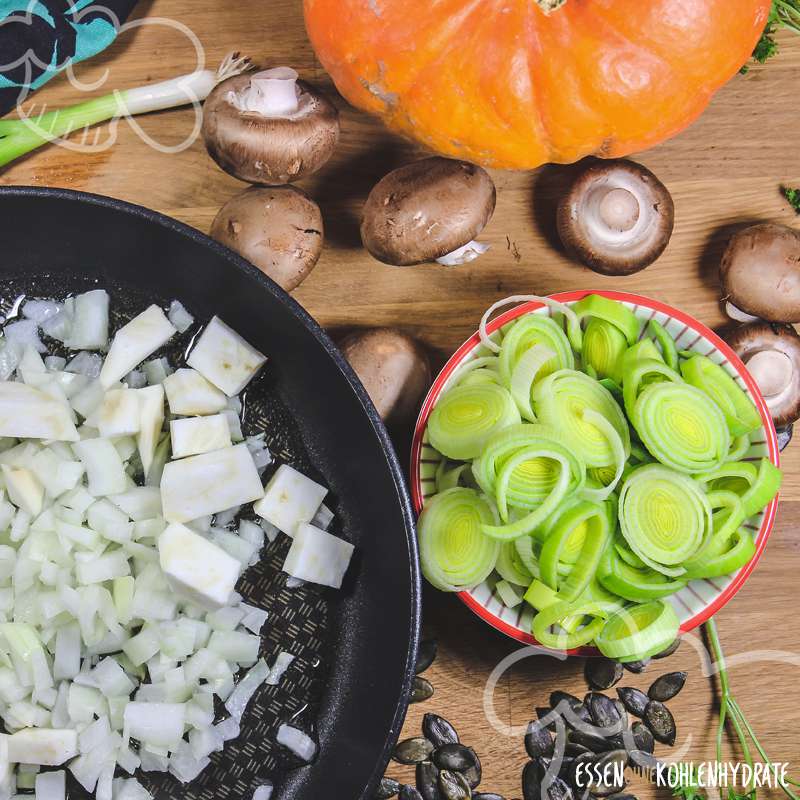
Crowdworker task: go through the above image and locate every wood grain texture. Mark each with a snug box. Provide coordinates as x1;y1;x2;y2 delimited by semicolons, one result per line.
0;2;798;797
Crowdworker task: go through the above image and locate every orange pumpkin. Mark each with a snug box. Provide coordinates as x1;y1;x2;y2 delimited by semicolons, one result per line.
304;0;771;169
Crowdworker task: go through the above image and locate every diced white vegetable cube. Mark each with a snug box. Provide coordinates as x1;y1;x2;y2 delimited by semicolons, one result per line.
158;523;241;610
170;414;231;459
123;702;186;750
67;290;109;350
134;385;164;479
188;726;223;760
167;300;194;333
169;739;210;783
160;443;264;523
207;630;260;664
71;379;106;419
122;625;160;667
253;784;274;800
7;728;77;765
187;317;266;396
5;319;46;353
76;550;131;584
276;724;317;762
29;449;83;499
283;523;354;589
0;382;78;441
162;368;227;415
224;658;269;722
240;603;269;635
73;438;128;497
53;623;81;681
100;306;176;389
254;465;327;537
266;651;295;686
18;346;46;382
97;389;141;438
109;487;161;521
2;465;44;516
91;658;136;697
143;357;172;386
35;769;65;800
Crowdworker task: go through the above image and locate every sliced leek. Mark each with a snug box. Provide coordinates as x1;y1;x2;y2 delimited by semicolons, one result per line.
417;488;500;591
647;319;679;371
498;315;573;388
597;544;687;601
573;294;640;345
582;319;627;384
595;600;680;662
495;541;534;587
741;458;782;517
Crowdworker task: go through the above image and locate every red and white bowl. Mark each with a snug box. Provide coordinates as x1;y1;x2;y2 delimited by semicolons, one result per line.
410;290;780;653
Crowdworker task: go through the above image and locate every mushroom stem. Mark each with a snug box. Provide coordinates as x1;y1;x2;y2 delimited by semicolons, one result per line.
597;187;640;233
230;67;300;117
746;350;794;400
725;301;760;323
435;240;490;267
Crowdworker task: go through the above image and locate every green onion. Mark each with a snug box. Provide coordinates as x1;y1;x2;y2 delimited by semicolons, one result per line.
594;600;680;662
681;355;762;437
618;464;711;576
0;53;251;168
428;382;520;460
417;488;500;591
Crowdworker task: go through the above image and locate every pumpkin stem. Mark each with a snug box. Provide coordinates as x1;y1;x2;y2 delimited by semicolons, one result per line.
535;0;566;12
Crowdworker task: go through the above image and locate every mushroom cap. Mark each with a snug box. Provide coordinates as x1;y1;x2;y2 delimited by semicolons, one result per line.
727;321;800;428
202;72;339;185
556;159;675;276
210;186;323;292
720;223;800;324
339;328;431;426
360;157;496;266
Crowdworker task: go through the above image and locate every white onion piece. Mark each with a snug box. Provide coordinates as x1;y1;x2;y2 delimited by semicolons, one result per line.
276;724;317;762
167;300;194;334
253;784;274;800
266;651;295;686
224;658;269;721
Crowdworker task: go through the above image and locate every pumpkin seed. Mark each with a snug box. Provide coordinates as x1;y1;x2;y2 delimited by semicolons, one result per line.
416;761;442;800
401;787;425;800
376;777;402;799
416;639;438;675
394;737;435;765
615;687;649;718
463;748;482;789
564;742;592;758
549;692;592;729
558;756;576;779
411;677;435;704
631;721;655;754
607;794;639;800
586;693;624;735
653;638;681;660
567;752;596;792
644;701;676;746
439;769;471;800
473;795;505;800
590;750;628;796
526;720;555;759
423;713;460;748
648;671;687;702
543;775;574;800
628;749;659;771
622;659;650;674
585;658;624;690
523;760;542;800
537;707;557;731
434;744;477;773
567;728;612;754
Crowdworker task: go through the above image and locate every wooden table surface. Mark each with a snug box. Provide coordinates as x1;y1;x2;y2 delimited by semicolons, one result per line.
2;2;799;797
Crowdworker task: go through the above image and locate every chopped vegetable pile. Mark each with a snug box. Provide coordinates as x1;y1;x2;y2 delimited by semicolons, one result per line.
418;295;781;661
0;290;354;800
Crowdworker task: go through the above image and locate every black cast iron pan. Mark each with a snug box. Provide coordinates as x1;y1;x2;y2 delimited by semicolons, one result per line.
0;186;421;800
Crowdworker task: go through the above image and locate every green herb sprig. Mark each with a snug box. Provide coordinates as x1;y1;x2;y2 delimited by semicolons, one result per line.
782;186;800;214
749;0;800;68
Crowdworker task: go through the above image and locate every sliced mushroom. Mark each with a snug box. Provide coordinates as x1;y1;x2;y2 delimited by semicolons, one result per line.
720;223;800;324
727;321;800;428
210;186;323;292
556;159;675;275
339;328;431;427
202;67;339;184
360;157;496;266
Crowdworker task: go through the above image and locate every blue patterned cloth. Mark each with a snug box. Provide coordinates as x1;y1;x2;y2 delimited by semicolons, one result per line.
0;1;136;114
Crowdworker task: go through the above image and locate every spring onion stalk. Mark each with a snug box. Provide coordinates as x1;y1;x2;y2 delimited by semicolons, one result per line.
417;488;500;591
681;355;762;437
632;382;730;473
581;319;627;384
618;464;712;576
495;541;534;587
533;370;630;467
594;600;680;662
573;294;641;345
0;53;252;168
428;382;520;460
647;319;679;371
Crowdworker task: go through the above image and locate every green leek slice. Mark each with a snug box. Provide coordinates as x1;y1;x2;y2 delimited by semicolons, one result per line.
618;464;712;576
436;463;469;493
498;315;573;388
514;534;541;578
496;540;534;587
695;462;759;496
597;544;687;601
741;458;782;517
681;355;761;437
595;600;680;662
532;599;607;650
496;579;524;608
428;382;520;460
622;358;683;421
533;370;631;467
578;409;627;502
633;382;730;473
582;319;627;384
417;488;500;592
622;338;664;376
725;434;751;463
524;578;559;610
682;529;756;580
647;319;679;371
573;294;640;345
509;343;556;421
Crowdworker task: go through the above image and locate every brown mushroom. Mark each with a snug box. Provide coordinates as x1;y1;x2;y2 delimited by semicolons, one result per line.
556;159;675;275
720;223;800;324
727;321;800;429
360;157;496;266
210;186;323;291
202;67;339;184
340;328;431;427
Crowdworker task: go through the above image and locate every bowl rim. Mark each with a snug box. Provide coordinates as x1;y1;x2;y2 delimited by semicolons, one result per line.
410;289;780;653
